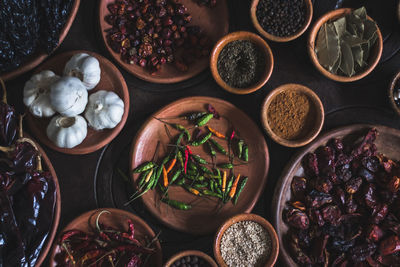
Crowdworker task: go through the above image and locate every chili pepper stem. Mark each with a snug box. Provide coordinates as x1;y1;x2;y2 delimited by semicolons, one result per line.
0;78;7;104
62;242;76;265
95;210;111;232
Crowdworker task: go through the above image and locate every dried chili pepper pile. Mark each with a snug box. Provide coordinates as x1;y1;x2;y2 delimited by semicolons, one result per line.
0;80;56;266
130;104;249;210
54;212;155;266
0;0;74;73
105;0;212;73
285;128;400;266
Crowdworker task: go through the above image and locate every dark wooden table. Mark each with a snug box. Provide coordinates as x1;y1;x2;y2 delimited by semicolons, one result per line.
4;0;400;265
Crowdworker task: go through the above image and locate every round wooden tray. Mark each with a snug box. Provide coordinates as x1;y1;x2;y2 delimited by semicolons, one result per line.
0;0;81;81
130;96;270;235
272;124;400;266
26;50;129;155
49;208;162;267
98;0;229;84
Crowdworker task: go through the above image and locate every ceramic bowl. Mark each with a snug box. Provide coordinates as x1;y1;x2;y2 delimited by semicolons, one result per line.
308;8;383;82
250;0;313;42
210;31;274;94
261;83;324;147
164;250;218;267
214;213;279;267
388;70;400;116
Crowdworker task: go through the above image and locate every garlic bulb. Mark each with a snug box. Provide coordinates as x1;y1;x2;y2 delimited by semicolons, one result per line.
46;115;87;148
84;90;124;130
23;70;59;117
64;53;101;90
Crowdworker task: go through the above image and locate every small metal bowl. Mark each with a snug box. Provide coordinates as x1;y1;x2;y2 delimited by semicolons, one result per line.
388;71;400;116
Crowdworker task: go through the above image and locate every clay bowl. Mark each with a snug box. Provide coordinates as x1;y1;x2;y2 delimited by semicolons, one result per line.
0;0;80;81
388;70;400;116
308;8;383;82
164;250;218;267
261;83;324;148
98;0;229;84
214;213;279;267
250;0;313;42
210;31;274;94
49;208;162;267
272;124;400;266
26;50;129;155
130;96;270;235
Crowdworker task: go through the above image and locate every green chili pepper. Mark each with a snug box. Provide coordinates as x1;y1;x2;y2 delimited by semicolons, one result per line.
233;177;248;204
192;154;208;165
199;165;212;175
224;175;234;202
203;189;222;198
193;182;208;189
176;178;185;186
216;187;222;195
169;169;182;185
138;170;151;188
196;113;213;127
217;177;222;186
217;163;233;169
242;144;249;162
175;132;184;146
152;166;163;189
177;150;184;168
209;139;227;155
188;161;197;171
191;132;212;146
204;174;221;179
213;168;221;178
210;179;215;191
185;112;207;121
162;198;192;210
132;162;155;173
207;141;216;157
187;169;196;176
128;171;156;203
237;139;244;158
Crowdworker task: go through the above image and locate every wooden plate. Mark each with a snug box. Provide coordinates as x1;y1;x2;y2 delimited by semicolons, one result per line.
130;96;270;235
49;208;162;267
98;0;229;84
0;0;80;81
272;124;400;267
26;50;129;155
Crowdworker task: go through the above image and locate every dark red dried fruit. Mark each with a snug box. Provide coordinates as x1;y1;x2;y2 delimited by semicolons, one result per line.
286;207;309;230
380;236;400;256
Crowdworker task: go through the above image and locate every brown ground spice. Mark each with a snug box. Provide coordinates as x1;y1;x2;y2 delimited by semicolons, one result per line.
267;90;315;140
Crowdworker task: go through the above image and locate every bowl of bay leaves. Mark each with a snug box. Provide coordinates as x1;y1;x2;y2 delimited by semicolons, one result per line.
308;7;383;82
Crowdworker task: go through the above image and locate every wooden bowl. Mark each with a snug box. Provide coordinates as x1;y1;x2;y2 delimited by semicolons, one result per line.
164;250;218;267
388;70;400;116
213;213;279;267
250;0;313;42
261;83;324;148
49;208;162;267
26;50;129;155
272;124;400;267
0;0;80;81
98;0;229;84
210;31;274;94
308;8;383;82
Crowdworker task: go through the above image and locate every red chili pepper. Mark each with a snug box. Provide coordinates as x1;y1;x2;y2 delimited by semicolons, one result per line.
230;130;235;141
127;219;135;240
185;145;192;155
99;231;111;242
184;148;189;174
61;230;87;242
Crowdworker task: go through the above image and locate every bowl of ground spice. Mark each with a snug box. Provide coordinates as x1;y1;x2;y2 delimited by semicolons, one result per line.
251;0;313;42
261;83;324;147
214;213;279;267
210;31;274;94
164;250;218;267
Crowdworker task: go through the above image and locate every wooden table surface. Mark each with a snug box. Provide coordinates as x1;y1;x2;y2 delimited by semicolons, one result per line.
4;0;400;265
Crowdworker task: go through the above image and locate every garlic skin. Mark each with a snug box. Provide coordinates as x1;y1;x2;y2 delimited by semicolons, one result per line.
64;53;101;90
46;115;87;148
84;90;124;130
23;70;59;117
50;76;88;117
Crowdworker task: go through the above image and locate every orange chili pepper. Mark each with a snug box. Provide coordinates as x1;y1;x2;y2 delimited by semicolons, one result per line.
207;126;226;139
188;187;200;195
222;171;227;192
166;158;177;174
163;166;168;187
229;174;241;198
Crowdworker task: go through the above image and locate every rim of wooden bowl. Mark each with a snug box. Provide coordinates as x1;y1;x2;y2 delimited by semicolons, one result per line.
164;250;218;267
307;8;383;82
388;70;400;116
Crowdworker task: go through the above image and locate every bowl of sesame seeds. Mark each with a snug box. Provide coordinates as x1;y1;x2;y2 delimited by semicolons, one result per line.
213;213;279;267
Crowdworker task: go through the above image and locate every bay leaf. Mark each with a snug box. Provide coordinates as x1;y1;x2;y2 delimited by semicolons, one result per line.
361;42;370;65
346;13;364;38
353;7;367;20
363;19;377;42
339;41;355;77
331;50;342;74
315;23;340;70
342;31;368;47
333;17;346;38
351;45;364;68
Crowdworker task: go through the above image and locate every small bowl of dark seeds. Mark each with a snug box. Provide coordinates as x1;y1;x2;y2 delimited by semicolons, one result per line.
250;0;313;42
388;70;400;116
164;250;218;267
210;31;274;94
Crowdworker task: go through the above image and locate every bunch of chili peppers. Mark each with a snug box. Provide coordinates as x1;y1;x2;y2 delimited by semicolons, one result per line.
129;104;249;210
0;79;57;266
54;211;155;266
285;128;400;266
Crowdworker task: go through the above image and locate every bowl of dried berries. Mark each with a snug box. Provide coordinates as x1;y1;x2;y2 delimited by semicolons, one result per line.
164;250;218;267
250;0;313;42
214;213;279;267
388;70;400;116
210;31;274;95
308;7;383;82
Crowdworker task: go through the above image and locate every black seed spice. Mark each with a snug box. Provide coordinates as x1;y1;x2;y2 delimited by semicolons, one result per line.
217;40;265;88
256;0;305;37
170;255;212;267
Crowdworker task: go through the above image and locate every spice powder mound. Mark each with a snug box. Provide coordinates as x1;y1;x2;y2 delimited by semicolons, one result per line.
267;90;315;140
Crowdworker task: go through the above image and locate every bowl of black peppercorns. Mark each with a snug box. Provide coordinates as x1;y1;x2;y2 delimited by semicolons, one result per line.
250;0;313;42
164;250;218;267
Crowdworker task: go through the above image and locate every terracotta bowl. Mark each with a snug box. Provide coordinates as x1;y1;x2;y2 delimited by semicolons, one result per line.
214;213;279;267
388;70;400;116
0;0;80;81
49;208;163;267
210;31;274;94
164;250;218;267
308;8;383;82
250;0;313;42
261;83;324;148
